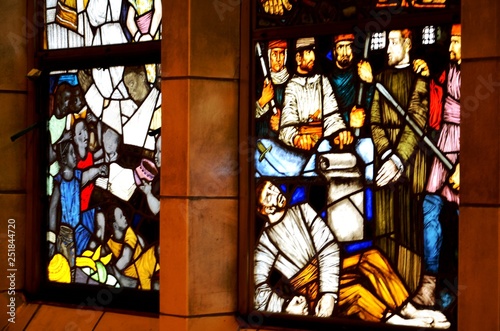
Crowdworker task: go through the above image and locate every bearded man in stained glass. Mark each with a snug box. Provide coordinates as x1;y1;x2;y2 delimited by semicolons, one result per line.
254;180;339;316
370;29;429;289
280;37;353;152
254;180;450;328
329;33;374;133
414;24;461;307
122;65;161;150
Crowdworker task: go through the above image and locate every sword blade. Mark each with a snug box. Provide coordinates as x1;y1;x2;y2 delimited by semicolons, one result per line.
375;82;454;171
256;140;289;175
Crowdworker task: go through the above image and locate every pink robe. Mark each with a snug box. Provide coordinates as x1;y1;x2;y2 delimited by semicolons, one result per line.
426;64;460;204
136;11;153;35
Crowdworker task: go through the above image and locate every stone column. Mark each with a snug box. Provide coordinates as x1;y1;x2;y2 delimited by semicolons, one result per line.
459;0;500;329
160;0;241;330
0;0;28;295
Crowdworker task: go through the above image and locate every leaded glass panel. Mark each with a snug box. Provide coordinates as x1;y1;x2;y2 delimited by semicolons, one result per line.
252;24;460;329
46;63;161;291
44;0;162;49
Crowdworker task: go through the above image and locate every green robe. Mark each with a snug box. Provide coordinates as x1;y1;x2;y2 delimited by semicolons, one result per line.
370;66;429;290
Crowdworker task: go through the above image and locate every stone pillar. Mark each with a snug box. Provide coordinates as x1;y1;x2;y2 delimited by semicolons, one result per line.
459;0;500;329
0;0;28;294
160;0;241;330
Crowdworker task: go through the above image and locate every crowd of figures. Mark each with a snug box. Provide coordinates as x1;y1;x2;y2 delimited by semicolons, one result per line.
46;64;161;291
253;25;460;329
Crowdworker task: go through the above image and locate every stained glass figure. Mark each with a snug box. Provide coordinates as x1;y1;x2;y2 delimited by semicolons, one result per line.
252;25;459;329
47;64;161;291
45;0;162;49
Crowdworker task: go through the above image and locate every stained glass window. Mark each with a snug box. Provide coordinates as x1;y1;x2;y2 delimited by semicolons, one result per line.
46;64;161;291
250;20;460;330
44;0;162;49
38;0;161;306
423;26;436;44
371;32;386;51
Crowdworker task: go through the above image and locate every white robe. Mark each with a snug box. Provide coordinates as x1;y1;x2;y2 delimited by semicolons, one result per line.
254;203;340;312
279;74;345;147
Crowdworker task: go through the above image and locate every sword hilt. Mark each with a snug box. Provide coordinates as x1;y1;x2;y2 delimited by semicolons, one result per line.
256;141;272;162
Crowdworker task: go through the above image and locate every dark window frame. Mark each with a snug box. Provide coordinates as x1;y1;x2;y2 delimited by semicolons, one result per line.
24;0;161;314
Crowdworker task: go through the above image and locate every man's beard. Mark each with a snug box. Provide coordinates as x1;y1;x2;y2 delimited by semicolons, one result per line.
450;52;459;62
388;56;400;66
337;57;351;69
299;61;315;75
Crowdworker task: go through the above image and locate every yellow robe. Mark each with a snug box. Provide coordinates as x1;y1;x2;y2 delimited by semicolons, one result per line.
107;227;159;290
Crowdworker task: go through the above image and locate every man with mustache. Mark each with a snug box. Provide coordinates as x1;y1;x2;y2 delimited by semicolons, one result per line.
329;33;374;133
254;180;340;317
370;29;429;290
279;37;352;152
414;24;461;307
328;33;377;186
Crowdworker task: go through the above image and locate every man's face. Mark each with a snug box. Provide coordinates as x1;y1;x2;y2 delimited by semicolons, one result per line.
449;35;461;63
258;182;286;219
270;47;286;73
124;72;146;102
335;41;354;69
297;49;315;73
387;31;407;67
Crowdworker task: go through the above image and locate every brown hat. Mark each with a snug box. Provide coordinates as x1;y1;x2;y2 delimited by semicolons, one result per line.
334;34;355;44
268;39;287;49
451;24;461;36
